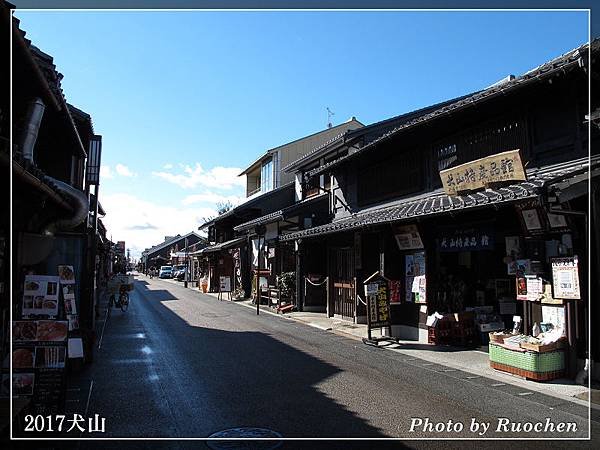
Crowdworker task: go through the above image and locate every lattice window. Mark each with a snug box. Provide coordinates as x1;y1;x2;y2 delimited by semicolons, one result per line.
432;116;527;186
358;150;423;206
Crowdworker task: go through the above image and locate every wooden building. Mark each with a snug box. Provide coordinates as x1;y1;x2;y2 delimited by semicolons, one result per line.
3;5;108;426
281;40;599;379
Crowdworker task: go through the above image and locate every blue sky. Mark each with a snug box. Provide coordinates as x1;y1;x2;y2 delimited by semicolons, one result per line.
15;10;589;257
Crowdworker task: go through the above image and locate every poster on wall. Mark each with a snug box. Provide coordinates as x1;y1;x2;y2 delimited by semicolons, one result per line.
551;256;581;299
521;209;543;231
525;276;543;301
22;275;60;317
57;265;76;284
394;225;424;250
411;275;427;303
389;280;401;304
67;314;80;331
507;259;531;276
542;305;566;332
516;277;528;301
405;255;414;302
546;212;568;229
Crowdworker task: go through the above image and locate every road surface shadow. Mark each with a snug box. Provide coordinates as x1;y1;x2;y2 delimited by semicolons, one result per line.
80;280;389;440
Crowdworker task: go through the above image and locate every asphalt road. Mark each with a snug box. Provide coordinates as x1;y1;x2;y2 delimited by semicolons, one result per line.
61;276;598;448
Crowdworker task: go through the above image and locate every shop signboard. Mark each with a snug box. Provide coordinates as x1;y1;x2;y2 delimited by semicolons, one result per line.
551;256;580;299
440;149;526;195
219;276;231;293
438;228;494;252
394;224;423;250
363;272;391;329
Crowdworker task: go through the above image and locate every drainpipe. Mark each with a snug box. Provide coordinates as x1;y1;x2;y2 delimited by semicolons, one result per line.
20;98;46;162
42;176;90;235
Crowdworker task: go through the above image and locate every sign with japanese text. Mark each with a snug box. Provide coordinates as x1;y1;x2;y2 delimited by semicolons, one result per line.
364;275;391;329
440;149;526;195
551;256;580;299
438;228;494;252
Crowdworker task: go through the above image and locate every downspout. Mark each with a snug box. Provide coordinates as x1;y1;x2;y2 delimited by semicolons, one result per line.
42;175;89;235
19;98;89;235
20;98;45;161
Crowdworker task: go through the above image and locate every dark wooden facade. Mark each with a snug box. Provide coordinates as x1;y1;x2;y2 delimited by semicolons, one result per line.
281;40;598;378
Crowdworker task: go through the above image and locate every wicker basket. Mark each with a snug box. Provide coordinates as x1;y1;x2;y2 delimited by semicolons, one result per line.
489;343;564;380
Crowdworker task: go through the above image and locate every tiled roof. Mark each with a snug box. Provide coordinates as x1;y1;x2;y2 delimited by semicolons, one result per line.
199;182;295;230
233;193;329;232
233;210;283;232
307;40;597;179
142;232;203;256
196;237;246;254
280;157;595;242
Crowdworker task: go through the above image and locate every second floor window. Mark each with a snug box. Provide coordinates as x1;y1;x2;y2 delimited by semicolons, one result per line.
261;158;273;193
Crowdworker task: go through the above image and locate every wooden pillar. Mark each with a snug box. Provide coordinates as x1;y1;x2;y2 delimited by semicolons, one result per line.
295;239;303;311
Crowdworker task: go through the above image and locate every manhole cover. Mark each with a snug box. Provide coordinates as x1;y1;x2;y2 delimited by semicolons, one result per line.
207;427;282;450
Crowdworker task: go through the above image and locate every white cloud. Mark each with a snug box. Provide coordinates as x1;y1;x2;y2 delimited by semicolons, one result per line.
163;163;173;169
181;192;244;206
152;163;245;190
115;163;136;177
100;192;215;259
100;165;113;179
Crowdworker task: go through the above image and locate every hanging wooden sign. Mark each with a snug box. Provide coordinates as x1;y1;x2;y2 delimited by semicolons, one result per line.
440;149;526;195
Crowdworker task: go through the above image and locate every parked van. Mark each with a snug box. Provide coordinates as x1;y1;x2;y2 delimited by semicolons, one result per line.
159;266;173;279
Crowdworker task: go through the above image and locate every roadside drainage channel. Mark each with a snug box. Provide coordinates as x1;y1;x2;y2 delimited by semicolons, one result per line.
206;428;283;450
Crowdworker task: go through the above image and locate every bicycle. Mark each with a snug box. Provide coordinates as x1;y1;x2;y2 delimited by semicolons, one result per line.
108;276;131;312
119;288;129;312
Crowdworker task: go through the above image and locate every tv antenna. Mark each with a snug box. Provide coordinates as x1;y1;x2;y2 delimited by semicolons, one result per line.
326;107;335;128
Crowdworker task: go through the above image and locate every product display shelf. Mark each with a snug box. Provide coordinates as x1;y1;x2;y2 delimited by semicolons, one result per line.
488;342;565;381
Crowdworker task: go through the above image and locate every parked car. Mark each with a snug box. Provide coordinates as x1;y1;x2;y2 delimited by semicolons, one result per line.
172;265;187;280
174;268;189;281
159;266;173;278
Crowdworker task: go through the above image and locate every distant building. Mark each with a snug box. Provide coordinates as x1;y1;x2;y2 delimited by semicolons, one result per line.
238;117;363;198
141;232;206;271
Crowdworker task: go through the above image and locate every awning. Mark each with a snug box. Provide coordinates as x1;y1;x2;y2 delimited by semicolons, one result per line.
193;237;246;255
280;157;596;242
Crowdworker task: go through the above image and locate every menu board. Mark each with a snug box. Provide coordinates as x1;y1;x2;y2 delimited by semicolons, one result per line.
364;276;391;329
31;369;66;415
219;276;231;292
22;275;60;317
12;320;68;407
